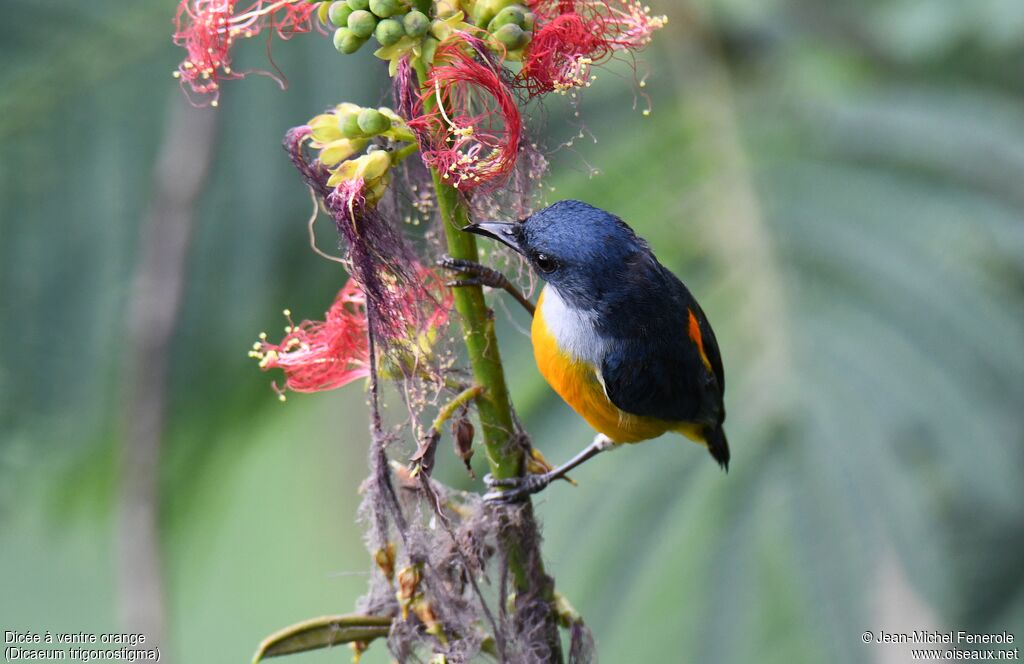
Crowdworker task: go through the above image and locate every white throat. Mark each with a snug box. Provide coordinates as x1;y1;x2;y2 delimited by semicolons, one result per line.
540;285;607;366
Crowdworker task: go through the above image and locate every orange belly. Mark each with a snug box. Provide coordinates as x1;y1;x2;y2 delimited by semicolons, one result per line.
531;288;703;444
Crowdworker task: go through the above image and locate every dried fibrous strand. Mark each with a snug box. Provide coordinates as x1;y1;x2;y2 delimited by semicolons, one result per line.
283;126;452;357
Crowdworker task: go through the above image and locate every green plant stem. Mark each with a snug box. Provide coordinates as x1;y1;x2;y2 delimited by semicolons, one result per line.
430;384;486;433
430;174;522;479
414;59;564;662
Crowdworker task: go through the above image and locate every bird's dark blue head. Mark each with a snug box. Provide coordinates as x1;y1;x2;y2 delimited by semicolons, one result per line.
465;200;651;309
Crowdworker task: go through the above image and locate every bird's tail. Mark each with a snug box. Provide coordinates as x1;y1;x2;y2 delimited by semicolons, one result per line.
705;426;730;472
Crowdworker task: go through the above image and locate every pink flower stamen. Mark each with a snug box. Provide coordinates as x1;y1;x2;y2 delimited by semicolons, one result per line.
253;271;453;398
520;0;666;96
409;37;523;191
172;0;318;106
254;279;371;397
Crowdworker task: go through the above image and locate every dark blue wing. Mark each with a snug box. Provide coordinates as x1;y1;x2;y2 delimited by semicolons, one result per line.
597;255;725;426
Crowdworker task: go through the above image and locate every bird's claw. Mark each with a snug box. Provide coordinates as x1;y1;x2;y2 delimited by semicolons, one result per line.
437;255;510;290
482;473;553;504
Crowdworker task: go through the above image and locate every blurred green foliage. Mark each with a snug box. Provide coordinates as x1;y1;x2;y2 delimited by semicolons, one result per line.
2;0;1023;662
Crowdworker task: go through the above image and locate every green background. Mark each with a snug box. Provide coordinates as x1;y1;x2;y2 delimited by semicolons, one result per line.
2;0;1023;662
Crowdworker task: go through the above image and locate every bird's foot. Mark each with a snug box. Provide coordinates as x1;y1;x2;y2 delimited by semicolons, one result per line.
482;472;554;504
437;256;511;290
437;255;535;316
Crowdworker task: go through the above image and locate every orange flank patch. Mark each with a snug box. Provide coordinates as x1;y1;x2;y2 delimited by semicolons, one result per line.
688;308;713;373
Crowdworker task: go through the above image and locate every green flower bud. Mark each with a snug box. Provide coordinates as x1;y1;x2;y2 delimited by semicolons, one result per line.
403;10;430;37
369;0;402;18
328;1;354;26
333;27;368;54
430;18;452;41
472;6;496;29
317;1;332;25
346;0;370;10
421;36;439;64
374;18;405;46
361;149;392;180
493;23;528;50
358;108;393;135
340;111;366;138
488;4;526;31
523;11;535;30
472;0;517;28
347;9;377;37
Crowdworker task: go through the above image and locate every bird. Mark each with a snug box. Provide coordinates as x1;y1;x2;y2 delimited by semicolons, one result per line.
452;199;729;501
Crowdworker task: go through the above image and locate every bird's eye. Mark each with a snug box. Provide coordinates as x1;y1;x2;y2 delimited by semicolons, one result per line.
534;253;557;273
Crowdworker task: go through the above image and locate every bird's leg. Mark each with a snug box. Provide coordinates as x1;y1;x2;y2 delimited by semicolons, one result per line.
438;255;536;317
483;434;617;503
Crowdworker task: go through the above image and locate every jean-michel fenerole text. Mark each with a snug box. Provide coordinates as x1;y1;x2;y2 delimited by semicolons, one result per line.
874;630;1015;645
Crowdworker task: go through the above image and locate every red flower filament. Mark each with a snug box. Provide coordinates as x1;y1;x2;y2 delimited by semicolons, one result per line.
253;279;370;398
173;0;318;106
409;37;523;191
520;0;667;96
253;271;453;399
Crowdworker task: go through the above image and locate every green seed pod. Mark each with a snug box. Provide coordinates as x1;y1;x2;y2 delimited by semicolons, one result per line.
347;9;377;37
357;108;392;135
333;27;368;54
340;111;366;138
374;18;405;46
473;0;517;28
328;1;354;27
346;0;371;10
493;23;528;50
369;0;402;18
488;4;526;31
403;10;430;37
472;6;496;29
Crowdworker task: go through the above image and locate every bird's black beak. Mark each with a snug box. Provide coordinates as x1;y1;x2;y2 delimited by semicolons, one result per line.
462;221;523;254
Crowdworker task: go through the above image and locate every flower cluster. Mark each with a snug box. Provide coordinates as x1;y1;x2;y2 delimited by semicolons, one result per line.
173;0;318;106
322;0;432;56
520;0;668;96
172;0;666;397
408;36;522;191
306;102;416;200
